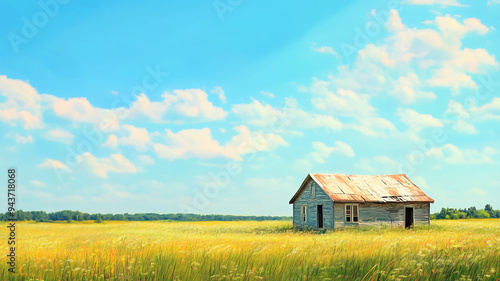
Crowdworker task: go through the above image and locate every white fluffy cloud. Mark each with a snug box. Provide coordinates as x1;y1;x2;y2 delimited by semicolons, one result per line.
433;16;489;39
414;15;495;91
100;125;152;151
290;141;354;172
444;98;500;134
401;15;494;72
0;75;121;132
4;132;33;143
231;98;281;127
357;156;401;173
127;89;227;123
102;134;119;149
426;144;498;164
44;128;75;144
358;44;396;68
76;153;137;178
311;44;339;58
0;75;228;134
0;75;44;129
260;91;275;98
309;141;355;164
48;89;227;127
231;97;343;132
210;86;227;103
386;9;407;33
138;154;156;165
118;125;152;151
310;80;397;137
450;48;498;74
450;118;477;134
444;100;477;134
396;108;443;141
311;84;376;117
390;72;436;104
470;97;500;122
404;0;466;6
426;67;477;93
47;96;121;131
38;153;137;178
37;159;71;170
154;125;287;161
358;11;498;97
30;180;47;187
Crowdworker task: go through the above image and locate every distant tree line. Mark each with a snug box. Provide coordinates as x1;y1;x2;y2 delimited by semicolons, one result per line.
431;204;500;220
0;210;291;222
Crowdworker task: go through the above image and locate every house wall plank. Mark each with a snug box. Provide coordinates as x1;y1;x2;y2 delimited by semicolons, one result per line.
333;202;430;228
293;179;334;229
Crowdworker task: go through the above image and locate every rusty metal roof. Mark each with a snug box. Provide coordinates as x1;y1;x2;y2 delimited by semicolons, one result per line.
289;173;434;204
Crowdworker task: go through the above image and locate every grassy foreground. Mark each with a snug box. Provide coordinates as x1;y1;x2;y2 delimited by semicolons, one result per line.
1;219;499;280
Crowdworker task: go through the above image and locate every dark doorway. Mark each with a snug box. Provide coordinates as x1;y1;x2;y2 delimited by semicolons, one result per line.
317;205;323;228
405;207;414;228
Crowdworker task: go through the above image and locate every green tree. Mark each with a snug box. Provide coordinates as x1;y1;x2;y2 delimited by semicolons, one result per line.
95;214;103;223
485;204;494;216
494;210;500;218
476;210;490;218
114;214;126;221
466;207;477;218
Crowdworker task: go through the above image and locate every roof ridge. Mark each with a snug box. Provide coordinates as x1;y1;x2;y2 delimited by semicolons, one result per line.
311;173;407;177
299;173;434;204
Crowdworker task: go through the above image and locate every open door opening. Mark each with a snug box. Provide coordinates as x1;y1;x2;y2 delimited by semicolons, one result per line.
405;207;414;229
317;205;323;228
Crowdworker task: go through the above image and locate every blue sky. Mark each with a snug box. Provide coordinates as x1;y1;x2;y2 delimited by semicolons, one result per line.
1;0;499;215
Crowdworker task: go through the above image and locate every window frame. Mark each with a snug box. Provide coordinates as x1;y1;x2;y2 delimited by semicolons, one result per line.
345;204;360;223
300;204;307;223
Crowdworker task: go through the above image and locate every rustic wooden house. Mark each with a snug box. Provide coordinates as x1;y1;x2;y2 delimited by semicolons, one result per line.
289;174;434;229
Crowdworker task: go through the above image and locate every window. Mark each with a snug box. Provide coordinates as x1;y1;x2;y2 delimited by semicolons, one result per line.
345;204;359;222
301;205;307;222
311;185;315;198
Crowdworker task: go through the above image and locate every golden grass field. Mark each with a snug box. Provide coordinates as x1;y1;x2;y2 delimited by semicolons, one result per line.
1;219;499;281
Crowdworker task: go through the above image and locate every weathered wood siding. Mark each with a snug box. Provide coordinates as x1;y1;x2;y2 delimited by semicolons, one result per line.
333;202;431;228
292;179;334;229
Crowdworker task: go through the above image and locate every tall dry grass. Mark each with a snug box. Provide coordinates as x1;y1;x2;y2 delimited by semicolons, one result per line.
1;219;499;280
